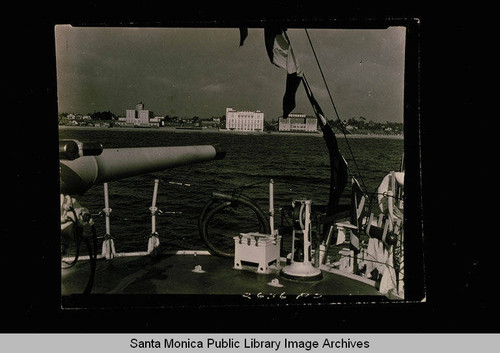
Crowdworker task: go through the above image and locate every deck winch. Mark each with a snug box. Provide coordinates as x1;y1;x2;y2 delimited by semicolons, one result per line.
280;199;322;281
228;181;323;281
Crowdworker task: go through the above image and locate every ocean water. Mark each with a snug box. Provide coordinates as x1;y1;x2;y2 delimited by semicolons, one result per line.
59;128;403;254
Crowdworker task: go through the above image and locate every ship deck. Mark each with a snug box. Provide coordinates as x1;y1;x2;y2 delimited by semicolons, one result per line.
62;251;390;308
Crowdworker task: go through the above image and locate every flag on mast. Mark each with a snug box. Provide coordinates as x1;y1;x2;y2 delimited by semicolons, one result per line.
264;28;302;75
239;27;348;219
264;27;303;118
239;27;302;118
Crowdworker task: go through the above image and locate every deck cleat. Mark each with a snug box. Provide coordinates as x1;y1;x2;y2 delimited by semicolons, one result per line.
267;278;284;288
191;265;206;273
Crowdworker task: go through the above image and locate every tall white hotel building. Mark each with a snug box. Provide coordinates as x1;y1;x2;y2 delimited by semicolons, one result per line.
125;102;153;126
225;107;264;132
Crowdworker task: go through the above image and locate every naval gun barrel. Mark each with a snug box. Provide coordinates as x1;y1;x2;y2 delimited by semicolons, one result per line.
60;145;226;195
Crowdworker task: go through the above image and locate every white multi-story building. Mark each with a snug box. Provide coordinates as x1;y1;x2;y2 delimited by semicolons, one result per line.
149;116;164;128
278;113;318;132
225;107;264;132
125;102;155;126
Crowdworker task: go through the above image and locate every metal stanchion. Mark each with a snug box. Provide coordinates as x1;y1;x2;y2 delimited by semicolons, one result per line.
101;182;116;259
148;179;161;253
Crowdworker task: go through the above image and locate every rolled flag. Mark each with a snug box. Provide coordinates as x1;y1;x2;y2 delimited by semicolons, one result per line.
264;27;303;118
302;76;348;221
282;73;302;119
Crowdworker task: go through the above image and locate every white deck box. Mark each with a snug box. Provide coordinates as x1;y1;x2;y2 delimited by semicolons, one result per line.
233;232;281;274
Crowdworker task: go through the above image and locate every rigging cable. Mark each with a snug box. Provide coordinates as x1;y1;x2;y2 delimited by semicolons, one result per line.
304;28;370;202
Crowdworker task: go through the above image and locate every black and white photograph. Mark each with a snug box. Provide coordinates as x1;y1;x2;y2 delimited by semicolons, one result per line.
56;25;423;308
3;2;496;350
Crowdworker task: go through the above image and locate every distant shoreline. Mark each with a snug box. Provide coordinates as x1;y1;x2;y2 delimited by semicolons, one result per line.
58;125;404;139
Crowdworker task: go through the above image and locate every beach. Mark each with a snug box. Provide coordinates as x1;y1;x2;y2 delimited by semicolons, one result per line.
59;125;404;139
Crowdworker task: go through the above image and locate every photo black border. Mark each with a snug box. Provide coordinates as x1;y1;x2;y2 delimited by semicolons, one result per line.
4;2;490;335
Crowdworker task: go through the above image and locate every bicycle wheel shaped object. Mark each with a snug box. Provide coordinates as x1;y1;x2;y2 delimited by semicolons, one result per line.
198;194;270;258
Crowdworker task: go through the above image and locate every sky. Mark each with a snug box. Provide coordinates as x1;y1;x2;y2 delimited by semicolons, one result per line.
55;26;406;122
